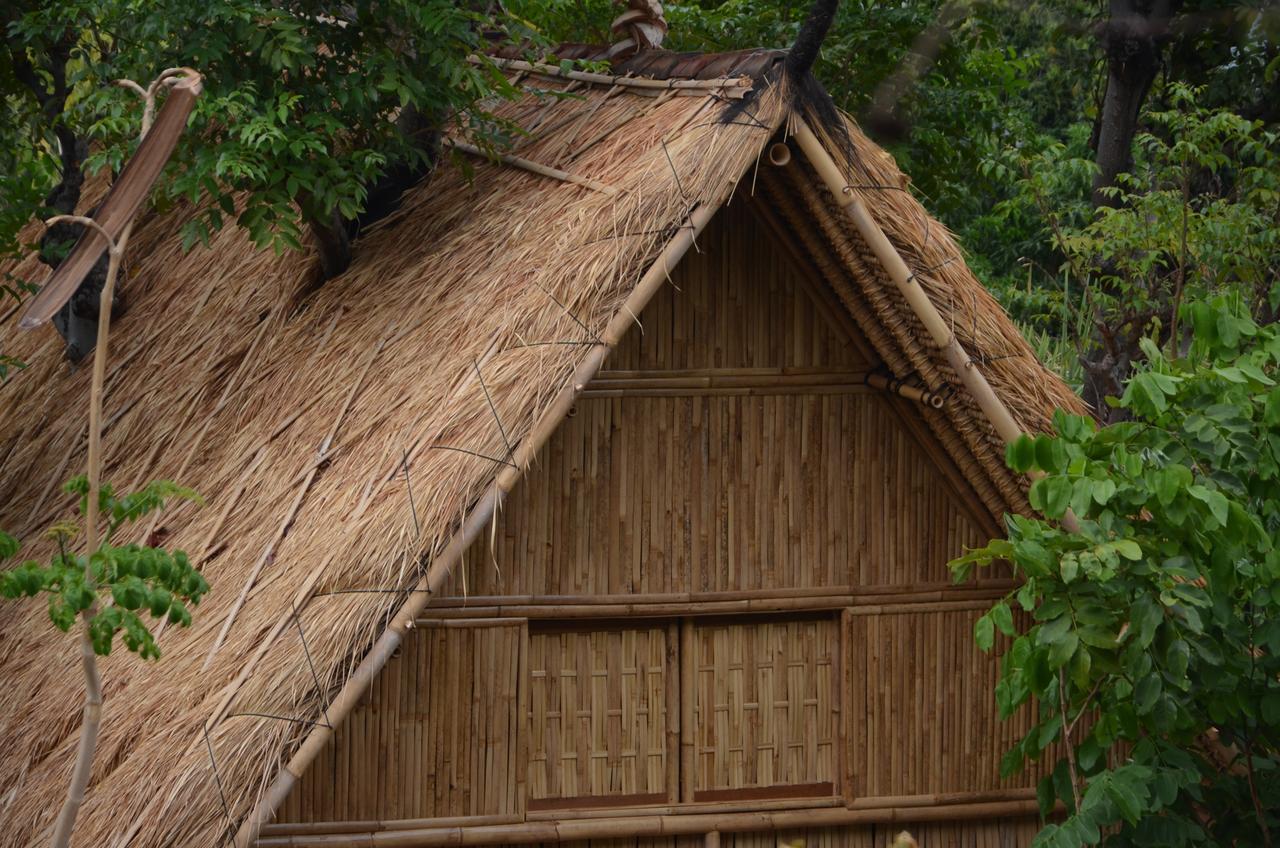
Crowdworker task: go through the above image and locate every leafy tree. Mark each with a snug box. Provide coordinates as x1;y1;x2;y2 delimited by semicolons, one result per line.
0;477;207;848
1;0;515;291
999;85;1280;413
954;297;1280;846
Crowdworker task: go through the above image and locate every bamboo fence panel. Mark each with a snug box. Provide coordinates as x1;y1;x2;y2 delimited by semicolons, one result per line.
692;618;836;796
280;621;523;822
846;609;1055;800
527;625;670;805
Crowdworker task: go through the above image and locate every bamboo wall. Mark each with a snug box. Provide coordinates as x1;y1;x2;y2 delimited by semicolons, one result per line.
845;608;1053;798
280;621;525;822
277;199;1039;841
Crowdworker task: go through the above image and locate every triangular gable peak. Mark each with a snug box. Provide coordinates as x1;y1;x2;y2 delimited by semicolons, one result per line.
0;49;1081;848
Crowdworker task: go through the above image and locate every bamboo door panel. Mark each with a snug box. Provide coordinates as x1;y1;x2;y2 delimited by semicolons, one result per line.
278;620;524;822
845;608;1051;800
691;616;837;798
527;624;671;807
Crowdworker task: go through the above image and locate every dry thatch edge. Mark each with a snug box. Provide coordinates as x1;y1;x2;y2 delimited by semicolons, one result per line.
477;55;754;96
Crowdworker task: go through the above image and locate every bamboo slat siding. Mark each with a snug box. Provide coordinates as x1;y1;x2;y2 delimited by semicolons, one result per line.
606;202;868;372
846;609;1051;799
281;621;524;822
448;392;983;597
528;626;670;803
503;818;1041;848
692;618;836;795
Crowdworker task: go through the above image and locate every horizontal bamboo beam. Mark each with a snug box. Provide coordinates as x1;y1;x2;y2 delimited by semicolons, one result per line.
429;581;1017;607
526;795;844;821
847;788;1037;810
418;593;1012;622
579;384;873;398
233;204;721;848
480;56;754;98
864;373;945;409
262;816;522;838
255;799;1043;847
587;370;869;390
448;141;617;195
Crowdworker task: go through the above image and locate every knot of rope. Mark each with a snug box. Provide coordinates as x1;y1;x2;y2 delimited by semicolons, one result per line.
607;0;668;59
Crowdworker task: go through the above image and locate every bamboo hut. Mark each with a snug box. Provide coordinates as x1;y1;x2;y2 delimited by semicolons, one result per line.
0;42;1086;848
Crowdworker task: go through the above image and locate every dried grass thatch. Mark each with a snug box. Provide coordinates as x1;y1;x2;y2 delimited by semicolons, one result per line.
0;52;1081;848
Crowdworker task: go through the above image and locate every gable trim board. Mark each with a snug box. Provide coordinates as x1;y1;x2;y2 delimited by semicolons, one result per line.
0;52;1085;848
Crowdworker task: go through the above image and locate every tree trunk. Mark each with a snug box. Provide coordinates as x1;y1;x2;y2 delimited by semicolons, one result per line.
308;209;353;282
1081;0;1180;418
1091;0;1180;209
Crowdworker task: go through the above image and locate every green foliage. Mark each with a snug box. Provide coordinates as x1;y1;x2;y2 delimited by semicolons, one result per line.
1;0;516;258
954;298;1280;845
0;478;207;660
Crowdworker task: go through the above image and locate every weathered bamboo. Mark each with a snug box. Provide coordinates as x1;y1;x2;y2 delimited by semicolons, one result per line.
233;203;719;847
865;373;945;409
254;799;1043;847
448;141;619;195
261;815;522;837
480;56;754;97
790;120;1018;443
790;118;1081;531
416;591;1010;621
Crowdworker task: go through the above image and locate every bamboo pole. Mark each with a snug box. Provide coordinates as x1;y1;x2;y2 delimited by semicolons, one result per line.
448;141;619;196
233;203;719;847
478;56;754;97
789;119;1081;532
864;373;945;409
253;799;1043;847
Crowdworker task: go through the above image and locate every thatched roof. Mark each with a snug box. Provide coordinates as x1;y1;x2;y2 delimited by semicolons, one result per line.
0;48;1084;847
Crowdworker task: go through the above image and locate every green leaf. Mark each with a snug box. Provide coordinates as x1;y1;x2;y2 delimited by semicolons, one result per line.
975;613;995;652
991;600;1016;637
1007;434;1036;472
1112;539;1142;561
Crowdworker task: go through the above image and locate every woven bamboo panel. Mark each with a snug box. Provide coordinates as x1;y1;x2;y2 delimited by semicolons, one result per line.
607;200;868;371
279;621;523;822
846;608;1054;799
693;617;837;794
446;392;983;598
528;625;670;804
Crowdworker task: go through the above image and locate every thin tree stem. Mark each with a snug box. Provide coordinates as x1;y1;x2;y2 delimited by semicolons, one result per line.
1058;668;1084;813
48;237;124;848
